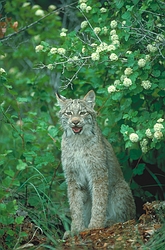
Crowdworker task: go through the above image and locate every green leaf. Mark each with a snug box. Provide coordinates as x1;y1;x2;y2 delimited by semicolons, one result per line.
130;149;142;160
15;216;24;224
16;97;30;103
7;229;15;236
4;169;15;178
133;163;145;176
16;160;27;171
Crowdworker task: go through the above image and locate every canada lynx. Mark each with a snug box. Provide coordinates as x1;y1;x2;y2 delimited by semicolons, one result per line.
56;90;136;234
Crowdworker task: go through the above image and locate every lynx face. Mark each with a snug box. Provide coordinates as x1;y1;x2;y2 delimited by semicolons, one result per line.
57;91;96;137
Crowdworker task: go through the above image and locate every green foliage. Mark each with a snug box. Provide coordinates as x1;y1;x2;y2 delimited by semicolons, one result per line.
0;0;165;248
36;0;165;205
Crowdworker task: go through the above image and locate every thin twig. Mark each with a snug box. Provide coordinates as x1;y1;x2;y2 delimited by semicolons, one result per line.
0;2;77;42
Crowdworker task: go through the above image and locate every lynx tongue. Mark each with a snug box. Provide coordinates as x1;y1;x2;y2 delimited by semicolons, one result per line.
72;126;82;134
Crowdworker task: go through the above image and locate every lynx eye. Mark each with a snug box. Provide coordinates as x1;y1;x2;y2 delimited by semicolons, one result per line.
79;111;87;116
64;111;73;116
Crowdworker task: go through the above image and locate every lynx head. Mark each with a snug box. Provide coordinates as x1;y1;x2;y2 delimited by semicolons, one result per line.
56;90;96;137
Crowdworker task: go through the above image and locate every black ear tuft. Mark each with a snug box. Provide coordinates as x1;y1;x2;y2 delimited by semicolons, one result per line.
56;92;67;107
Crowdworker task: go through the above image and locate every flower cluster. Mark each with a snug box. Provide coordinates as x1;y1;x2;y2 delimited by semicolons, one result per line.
60;28;68;37
140;139;148;153
35;45;44;52
49;47;66;55
79;2;92;13
124;67;133;76
94;27;101;35
110;20;117;29
123;77;132;87
138;58;146;68
0;68;6;74
129;133;139;142
145;129;152;138
35;9;44;16
91;52;100;61
141;80;152;90
81;21;88;29
109;53;118;61
107;85;116;94
147;44;157;53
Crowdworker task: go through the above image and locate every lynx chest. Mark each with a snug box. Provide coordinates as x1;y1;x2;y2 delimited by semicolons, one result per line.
61;137;98;189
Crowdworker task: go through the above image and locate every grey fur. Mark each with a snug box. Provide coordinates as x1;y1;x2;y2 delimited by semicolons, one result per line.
56;90;136;234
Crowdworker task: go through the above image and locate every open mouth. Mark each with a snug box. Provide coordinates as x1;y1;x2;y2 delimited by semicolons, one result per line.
72;126;82;134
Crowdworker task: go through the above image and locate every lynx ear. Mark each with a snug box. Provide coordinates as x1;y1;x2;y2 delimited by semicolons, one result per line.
83;90;95;108
56;92;67;107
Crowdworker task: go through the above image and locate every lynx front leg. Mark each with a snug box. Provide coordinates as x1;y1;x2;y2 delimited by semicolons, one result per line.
88;177;109;229
67;180;86;233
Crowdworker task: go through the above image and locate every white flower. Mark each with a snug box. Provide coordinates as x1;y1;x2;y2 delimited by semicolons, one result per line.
79;0;87;2
72;56;79;61
111;34;119;41
112;40;120;47
114;80;120;86
100;7;107;13
126;51;132;54
60;32;66;37
96;42;108;53
154;131;163;140
22;2;30;7
61;28;68;33
32;5;40;9
120;75;127;81
122;21;126;26
145;54;151;61
109;53;118;61
156;34;164;42
48;5;56;10
141;80;152;90
124;67;133;76
91;52;100;61
50;48;57;54
82;46;86;53
47;64;54;70
35;9;44;16
157;118;164;123
81;21;88;29
145;129;152;138
110;20;117;29
107;45;116;51
107;85;116;93
91;43;97;47
140;139;148;153
140;138;148;147
86;6;92;13
57;48;66;55
104;118;109;126
141;147;148;154
147;44;157;53
138;58;146;68
0;68;6;74
35;45;44;52
154;123;164;132
79;3;87;11
94;27;101;35
123;77;132;87
110;29;116;36
102;26;108;35
129;133;139;142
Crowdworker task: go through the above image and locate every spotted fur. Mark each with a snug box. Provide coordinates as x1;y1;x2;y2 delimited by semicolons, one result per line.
56;90;136;235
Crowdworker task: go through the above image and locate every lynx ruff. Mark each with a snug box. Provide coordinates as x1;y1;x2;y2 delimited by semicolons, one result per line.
56;90;136;235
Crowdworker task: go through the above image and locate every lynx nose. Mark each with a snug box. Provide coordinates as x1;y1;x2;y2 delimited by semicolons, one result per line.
72;117;80;125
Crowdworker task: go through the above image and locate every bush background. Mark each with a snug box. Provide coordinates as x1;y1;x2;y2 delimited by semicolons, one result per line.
0;0;165;248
